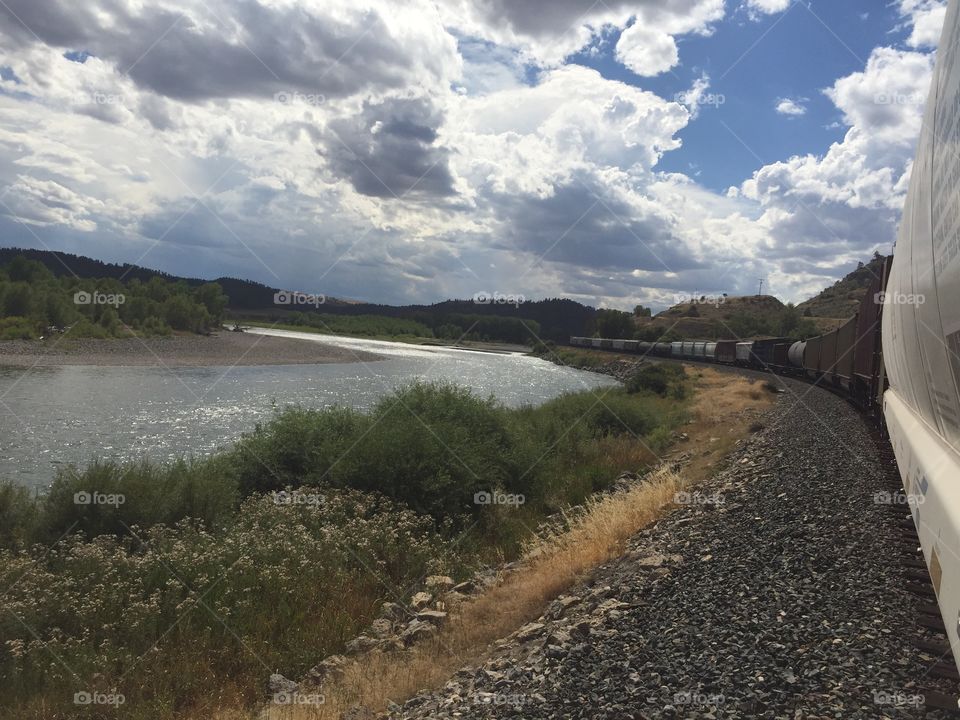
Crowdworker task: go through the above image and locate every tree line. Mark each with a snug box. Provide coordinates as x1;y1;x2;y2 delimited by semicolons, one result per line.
0;255;228;339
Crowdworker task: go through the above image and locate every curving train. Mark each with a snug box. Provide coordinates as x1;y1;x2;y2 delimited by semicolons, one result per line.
573;0;960;672
570;257;891;417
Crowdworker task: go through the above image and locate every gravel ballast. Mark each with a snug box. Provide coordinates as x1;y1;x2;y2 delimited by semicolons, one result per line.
391;378;954;719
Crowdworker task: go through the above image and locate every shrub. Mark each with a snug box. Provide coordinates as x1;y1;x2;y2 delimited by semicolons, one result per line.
0;481;37;549
347;383;515;523
36;458;238;541
227;405;371;495
625;363;688;398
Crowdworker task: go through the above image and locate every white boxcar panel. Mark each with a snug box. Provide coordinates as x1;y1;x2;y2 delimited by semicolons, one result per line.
883;0;960;672
735;342;753;362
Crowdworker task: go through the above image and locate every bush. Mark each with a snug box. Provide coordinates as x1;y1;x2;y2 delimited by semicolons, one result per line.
625;363;688;398
348;383;515;523
35;458;238;541
0;316;38;340
227;405;371;495
0;481;37;549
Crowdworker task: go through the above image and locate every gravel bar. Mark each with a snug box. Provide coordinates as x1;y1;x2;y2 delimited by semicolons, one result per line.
391;378;955;719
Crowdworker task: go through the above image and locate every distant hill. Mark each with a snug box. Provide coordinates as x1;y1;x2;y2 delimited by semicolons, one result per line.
0;248;596;341
797;253;887;319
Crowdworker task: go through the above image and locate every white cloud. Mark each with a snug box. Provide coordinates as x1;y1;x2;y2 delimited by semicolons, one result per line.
745;0;792;18
775;98;807;116
900;0;948;48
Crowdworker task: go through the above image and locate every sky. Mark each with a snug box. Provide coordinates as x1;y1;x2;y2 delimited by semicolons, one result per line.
0;0;949;310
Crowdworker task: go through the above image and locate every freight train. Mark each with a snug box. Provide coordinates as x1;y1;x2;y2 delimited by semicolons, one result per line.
572;0;960;672
571;258;890;415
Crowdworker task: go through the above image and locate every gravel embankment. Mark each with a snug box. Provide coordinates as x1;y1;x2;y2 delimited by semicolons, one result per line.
0;332;382;366
391;379;953;719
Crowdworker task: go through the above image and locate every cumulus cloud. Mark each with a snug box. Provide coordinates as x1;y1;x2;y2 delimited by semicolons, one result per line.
900;0;948;48
744;0;792;18
0;0;947;311
775;98;807;116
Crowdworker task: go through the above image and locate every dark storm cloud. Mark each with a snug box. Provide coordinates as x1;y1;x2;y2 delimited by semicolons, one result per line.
492;175;703;274
0;0;428;102
325;97;456;198
464;0;713;37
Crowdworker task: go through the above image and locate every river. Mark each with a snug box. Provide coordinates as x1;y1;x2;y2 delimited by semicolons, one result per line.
0;328;617;490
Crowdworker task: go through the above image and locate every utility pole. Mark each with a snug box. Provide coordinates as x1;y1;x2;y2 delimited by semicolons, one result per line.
757;278;764;297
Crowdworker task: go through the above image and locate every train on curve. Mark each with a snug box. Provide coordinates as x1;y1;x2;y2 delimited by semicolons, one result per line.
570;258;890;417
573;0;960;675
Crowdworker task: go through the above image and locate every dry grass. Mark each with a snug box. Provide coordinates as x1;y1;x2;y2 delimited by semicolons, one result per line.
246;366;776;720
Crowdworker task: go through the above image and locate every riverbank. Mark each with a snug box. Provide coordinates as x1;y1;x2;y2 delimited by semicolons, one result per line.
0;331;382;367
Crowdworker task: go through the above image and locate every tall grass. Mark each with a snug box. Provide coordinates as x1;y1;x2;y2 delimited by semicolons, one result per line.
0;372;690;719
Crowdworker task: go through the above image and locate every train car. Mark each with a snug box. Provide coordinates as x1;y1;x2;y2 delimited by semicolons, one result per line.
853;259;892;411
788;341;806;368
751;338;790;368
693;341;708;359
704;342;718;361
715;340;737;364
671;341;683;358
803;336;822;379
570;337;588;347
682;341;696;358
623;340;639;353
611;339;626;350
654;342;672;356
833;316;858;390
590;338;602;349
735;342;753;366
637;341;653;355
883;0;960;671
819;330;838;383
772;342;791;369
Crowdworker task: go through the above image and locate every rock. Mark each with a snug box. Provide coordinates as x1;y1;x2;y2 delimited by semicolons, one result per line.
345;635;379;655
515;622;546;641
547;595;581;619
268;673;298;695
636;553;667;567
304;655;347;686
369;618;394;638
410;592;433;610
416;609;448;626
400;620;437;646
545;644;568;659
425;575;455;592
452;580;476;594
380;601;405;621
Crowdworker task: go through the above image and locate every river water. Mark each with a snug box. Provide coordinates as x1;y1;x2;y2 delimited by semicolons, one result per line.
0;328;617;491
